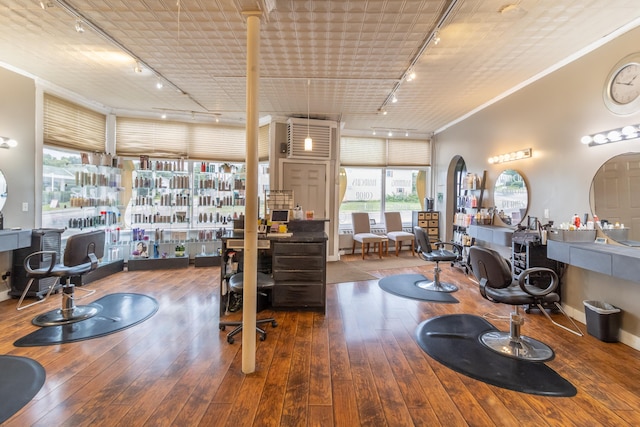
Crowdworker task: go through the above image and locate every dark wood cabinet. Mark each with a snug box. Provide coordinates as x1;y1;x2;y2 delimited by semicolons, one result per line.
272;240;326;311
512;239;563;311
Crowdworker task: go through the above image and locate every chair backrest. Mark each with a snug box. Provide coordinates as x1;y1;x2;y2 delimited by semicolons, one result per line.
468;246;513;289
63;230;105;267
413;226;433;254
384;212;403;232
352;212;372;234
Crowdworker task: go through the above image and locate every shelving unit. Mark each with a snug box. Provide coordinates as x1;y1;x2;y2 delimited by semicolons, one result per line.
412;211;440;250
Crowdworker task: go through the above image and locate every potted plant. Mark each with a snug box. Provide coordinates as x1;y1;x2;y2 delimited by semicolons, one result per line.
175;244;186;257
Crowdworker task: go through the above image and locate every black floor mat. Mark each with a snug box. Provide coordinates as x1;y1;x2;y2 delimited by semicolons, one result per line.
0;355;46;423
14;293;158;347
378;274;459;303
416;314;576;396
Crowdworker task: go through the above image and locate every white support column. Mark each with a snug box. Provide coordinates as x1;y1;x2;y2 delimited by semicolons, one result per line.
242;11;261;373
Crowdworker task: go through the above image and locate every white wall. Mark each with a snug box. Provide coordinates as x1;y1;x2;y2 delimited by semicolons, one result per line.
434;25;640;344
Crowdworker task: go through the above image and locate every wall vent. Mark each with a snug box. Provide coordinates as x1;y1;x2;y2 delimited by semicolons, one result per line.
287;117;332;160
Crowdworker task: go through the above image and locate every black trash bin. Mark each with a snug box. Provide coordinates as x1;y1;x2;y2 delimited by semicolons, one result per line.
583;300;621;342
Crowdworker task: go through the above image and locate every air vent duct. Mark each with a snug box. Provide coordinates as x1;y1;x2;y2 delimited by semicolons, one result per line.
287;118;333;160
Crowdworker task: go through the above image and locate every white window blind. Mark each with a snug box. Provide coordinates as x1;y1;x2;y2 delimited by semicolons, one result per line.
43;94;106;152
340;136;431;166
388;139;431;166
258;124;270;161
115;117;246;161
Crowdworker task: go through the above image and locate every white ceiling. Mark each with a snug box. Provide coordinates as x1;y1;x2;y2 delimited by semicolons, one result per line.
1;0;640;137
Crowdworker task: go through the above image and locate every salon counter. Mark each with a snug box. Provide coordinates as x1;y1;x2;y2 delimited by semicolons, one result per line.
547;239;640;284
0;228;31;252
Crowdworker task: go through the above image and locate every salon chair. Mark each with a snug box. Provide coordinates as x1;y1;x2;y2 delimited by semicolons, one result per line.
413;226;459;292
351;212;384;259
469;245;582;362
384;212;415;256
218;271;278;344
17;230;105;326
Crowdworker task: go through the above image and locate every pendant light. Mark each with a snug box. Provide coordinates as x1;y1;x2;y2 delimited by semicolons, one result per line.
305;79;312;151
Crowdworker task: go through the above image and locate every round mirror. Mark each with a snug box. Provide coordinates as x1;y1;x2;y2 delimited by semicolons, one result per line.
590;152;640;246
0;169;7;212
493;169;528;226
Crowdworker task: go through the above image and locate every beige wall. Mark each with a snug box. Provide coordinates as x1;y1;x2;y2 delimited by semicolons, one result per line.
434;26;640;345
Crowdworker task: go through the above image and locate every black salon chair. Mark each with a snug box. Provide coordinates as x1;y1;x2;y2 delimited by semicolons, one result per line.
413;226;460;292
469;245;583;362
17;230;105;326
218;272;278;344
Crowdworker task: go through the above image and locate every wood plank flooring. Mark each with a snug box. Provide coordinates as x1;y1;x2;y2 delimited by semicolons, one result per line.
1;255;639;426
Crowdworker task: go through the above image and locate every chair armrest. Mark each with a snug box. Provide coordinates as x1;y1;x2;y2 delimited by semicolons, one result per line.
23;251;57;275
434;241;461;256
517;267;558;296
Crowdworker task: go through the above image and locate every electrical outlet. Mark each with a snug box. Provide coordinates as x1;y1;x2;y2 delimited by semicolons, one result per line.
22;202;28;212
544;208;549;219
1;271;10;281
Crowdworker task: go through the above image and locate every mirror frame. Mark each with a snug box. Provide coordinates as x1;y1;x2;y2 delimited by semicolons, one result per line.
0;169;7;212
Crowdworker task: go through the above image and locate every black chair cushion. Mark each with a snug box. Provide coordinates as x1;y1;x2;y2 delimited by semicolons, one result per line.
484;285;560;305
229;272;275;292
421;249;458;263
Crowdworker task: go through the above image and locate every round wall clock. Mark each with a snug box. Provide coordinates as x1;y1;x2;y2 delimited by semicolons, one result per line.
603;53;640;115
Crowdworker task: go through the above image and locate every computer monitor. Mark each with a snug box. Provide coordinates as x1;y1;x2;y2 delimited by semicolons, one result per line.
270;209;290;223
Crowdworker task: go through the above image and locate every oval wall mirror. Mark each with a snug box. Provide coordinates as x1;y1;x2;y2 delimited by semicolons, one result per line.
493;169;528;226
0;169;7;212
590;152;640;246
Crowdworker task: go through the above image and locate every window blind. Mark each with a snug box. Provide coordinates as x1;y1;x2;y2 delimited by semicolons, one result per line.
340;136;431;166
115;117;246;161
258;124;270;161
43;94;106;152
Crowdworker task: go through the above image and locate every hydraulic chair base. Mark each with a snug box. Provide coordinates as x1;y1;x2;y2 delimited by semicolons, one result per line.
219;317;278;344
479;330;554;362
32;283;100;327
416;264;458;293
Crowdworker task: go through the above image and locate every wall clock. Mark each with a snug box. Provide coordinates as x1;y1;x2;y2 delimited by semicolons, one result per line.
603;53;640;115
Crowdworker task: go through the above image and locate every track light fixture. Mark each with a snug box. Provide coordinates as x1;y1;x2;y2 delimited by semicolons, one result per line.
433;31;441;45
156;79;164;89
75;20;85;33
134;61;143;73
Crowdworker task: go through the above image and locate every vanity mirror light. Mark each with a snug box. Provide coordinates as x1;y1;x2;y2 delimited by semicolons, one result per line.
590;152;640;246
493;169;529;226
0;169;7;212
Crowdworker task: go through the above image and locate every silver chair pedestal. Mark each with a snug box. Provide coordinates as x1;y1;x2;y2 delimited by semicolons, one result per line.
415;265;458;293
32;283;100;327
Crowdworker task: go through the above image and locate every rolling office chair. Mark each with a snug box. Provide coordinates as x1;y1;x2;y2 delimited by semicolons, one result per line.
384;212;415;256
413;226;460;292
218;272;278;344
469;245;582;362
17;230;105;326
351;212;384;259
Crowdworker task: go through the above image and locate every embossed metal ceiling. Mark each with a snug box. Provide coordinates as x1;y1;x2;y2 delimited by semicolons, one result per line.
1;0;639;136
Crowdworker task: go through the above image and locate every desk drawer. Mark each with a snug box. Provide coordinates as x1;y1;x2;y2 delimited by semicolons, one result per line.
273;255;324;270
272;242;324;255
273;282;325;307
273;269;324;282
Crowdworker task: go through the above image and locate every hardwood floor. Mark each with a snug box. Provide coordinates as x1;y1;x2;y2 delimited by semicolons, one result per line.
1;256;640;426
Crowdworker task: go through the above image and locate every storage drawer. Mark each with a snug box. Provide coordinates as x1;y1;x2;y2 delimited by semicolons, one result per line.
272;242;325;256
418;220;429;227
427;227;439;236
273;269;324;282
418;212;427;220
428;220;438;228
273;255;324;270
273;282;325;307
431;212;439;220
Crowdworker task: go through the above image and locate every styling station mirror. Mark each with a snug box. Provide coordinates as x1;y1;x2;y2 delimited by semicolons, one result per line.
590;152;640;246
493;169;529;226
0;169;7;212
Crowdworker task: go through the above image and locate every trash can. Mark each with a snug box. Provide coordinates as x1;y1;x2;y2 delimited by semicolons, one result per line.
583;300;621;342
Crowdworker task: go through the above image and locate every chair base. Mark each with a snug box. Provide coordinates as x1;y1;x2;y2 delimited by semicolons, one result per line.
33;305;101;327
219;317;278;344
416;279;458;293
480;330;554;362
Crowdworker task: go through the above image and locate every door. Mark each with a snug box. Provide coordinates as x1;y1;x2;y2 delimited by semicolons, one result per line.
282;162;327;218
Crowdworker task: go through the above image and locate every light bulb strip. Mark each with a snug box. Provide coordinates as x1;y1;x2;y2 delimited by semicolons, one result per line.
487;148;532;164
580;124;640;147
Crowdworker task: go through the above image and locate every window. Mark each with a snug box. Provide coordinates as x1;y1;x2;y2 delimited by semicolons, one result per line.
339;167;426;228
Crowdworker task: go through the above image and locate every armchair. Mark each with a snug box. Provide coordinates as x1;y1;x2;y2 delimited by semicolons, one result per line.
351;212;384;259
469;245;582;362
384;212;415;256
